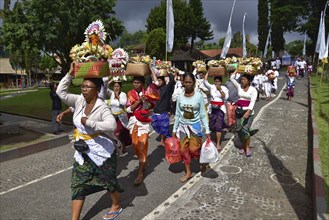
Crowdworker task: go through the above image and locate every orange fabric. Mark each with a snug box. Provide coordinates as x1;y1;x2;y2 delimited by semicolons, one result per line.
226;103;237;127
131;124;148;162
180;134;202;165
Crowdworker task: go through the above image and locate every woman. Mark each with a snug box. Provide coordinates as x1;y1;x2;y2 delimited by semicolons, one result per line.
172;72;211;182
56;63;123;220
230;71;258;157
203;72;229;152
151;69;175;146
106;80;131;154
126;69;157;185
286;71;296;100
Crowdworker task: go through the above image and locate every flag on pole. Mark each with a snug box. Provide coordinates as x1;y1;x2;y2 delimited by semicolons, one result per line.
242;13;247;58
221;0;236;59
166;0;174;53
319;12;326;60
302;32;307;56
315;11;324;53
263;25;271;59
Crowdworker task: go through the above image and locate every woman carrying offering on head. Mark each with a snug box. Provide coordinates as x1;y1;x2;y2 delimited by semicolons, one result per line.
172;72;211;182
56;63;123;220
125;68;158;185
203;72;229;152
230;70;258;157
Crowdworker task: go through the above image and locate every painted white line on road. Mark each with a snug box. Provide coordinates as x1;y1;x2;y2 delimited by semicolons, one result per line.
0;166;73;195
143;84;287;220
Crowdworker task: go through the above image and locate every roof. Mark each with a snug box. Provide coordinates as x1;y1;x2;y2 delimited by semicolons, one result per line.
170;47;211;61
0;58;26;75
201;48;243;58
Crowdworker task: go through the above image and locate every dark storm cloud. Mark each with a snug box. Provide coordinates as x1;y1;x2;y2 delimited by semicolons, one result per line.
114;0;259;44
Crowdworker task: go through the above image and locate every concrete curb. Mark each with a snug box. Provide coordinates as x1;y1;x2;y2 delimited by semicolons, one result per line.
0;134;71;163
309;81;329;219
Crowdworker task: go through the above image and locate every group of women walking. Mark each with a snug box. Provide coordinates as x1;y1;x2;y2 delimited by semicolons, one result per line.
55;62;260;220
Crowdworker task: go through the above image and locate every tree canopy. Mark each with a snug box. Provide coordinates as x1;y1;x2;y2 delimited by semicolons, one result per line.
1;0;124;74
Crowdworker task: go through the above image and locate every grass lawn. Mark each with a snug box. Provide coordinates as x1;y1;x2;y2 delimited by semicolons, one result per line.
310;75;329;205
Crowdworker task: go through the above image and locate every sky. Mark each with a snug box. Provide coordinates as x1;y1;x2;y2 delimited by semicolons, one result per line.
113;0;305;46
1;0;304;47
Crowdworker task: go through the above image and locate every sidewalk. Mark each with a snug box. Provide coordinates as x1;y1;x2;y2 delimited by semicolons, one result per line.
144;77;325;219
0;113;73;162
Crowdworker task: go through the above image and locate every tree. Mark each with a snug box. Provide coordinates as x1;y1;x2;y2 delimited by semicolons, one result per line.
117;30;146;49
1;0;124;74
145;28;166;60
40;55;59;82
188;0;213;52
146;0;191;51
285;40;304;57
258;0;269;55
230;32;243;48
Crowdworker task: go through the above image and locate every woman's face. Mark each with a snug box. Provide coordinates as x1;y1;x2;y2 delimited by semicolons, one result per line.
81;80;98;101
133;80;143;91
113;83;121;92
183;76;195;92
240;77;250;87
214;79;222;89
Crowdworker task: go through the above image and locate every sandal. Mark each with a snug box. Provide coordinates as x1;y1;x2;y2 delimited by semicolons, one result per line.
179;174;194;182
134;176;143;186
103;208;123;220
245;150;252;157
239;149;245;154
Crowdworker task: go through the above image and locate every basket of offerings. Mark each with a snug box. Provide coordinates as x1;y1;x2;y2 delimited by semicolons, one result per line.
108;48;129;80
207;60;227;76
126;55;152;76
70;20;113;78
236;57;262;75
154;60;172;77
193;60;207;74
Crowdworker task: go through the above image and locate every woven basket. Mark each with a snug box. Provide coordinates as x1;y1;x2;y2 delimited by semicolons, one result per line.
74;61;110;78
126;63;151;76
208;66;226;76
237;64;258;75
158;68;168;77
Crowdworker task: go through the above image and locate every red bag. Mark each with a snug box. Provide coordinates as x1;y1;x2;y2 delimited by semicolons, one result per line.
145;83;160;101
226;103;237;127
165;137;182;164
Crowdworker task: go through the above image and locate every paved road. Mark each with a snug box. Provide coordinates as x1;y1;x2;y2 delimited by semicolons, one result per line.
0;73;311;220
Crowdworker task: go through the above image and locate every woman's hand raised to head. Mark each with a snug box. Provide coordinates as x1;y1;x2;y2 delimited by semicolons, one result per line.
68;62;75;76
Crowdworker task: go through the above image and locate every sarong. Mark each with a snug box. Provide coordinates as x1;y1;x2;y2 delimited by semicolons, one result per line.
71;153;123;200
226;102;237;127
115;116;131;146
131;124;148;162
286;84;294;97
151;112;171;138
209;108;225;132
180;131;202;165
236;114;254;144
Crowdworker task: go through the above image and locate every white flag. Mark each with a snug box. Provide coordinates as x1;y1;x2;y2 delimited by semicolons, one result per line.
319;13;326;60
242;13;247;58
315;11;324;53
221;0;236;59
323;33;329;59
302;32;307;56
263;25;271;59
166;0;174;53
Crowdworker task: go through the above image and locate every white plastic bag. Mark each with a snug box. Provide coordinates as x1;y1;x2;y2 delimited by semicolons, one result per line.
200;139;218;163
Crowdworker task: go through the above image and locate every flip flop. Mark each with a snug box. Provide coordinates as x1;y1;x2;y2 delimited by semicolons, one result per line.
179;174;194;182
239;149;245;154
103;208;123;220
245;150;252;157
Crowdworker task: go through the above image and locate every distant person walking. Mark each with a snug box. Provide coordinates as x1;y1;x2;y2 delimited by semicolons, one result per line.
49;82;63;134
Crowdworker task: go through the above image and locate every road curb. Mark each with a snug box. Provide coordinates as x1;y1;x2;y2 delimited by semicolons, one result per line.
309;80;329;219
0;134;71;163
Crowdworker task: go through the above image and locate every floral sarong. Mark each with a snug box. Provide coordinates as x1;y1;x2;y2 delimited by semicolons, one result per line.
151;112;171;138
209;108;225;132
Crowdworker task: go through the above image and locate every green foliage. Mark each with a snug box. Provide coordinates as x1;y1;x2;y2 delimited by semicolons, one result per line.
146;0;191;50
230;32;243;48
117;30;146;49
145;28;166;59
285;40;303;57
311;76;329;205
40;55;59;81
1;0;124;74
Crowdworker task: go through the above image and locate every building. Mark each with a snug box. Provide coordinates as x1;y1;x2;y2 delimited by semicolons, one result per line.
0;58;26;89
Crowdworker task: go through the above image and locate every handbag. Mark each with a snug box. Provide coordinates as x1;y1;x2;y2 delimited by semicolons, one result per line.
200;139;218;163
74;139;89;153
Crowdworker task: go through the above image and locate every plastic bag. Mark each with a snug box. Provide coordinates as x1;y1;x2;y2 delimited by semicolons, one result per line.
165;137;182;164
145;83;160;101
200;139;218;163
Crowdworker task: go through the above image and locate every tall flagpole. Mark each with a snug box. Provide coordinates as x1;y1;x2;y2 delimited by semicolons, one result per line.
220;0;236;59
166;0;174;61
242;12;247;58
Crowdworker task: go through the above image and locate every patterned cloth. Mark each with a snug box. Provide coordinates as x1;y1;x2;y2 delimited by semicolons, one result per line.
131;124;149;162
236;113;254;144
209;108;225;132
179;132;202;165
286;85;294;97
115;116;131;146
151;112;171;138
71;153;123;200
